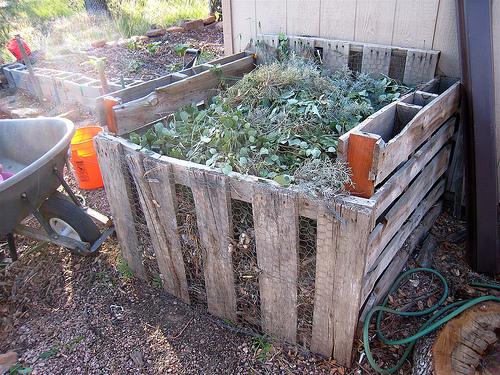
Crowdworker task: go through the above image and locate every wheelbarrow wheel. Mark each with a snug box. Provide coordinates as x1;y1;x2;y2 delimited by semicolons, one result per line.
39;194;100;245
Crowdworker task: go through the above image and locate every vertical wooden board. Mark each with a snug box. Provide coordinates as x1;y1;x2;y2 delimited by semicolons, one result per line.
403;50;440;85
331;205;372;366
432;0;460;77
286;0;321;36
222;0;234;54
361;45;392;77
354;0;397;44
255;0;286;35
143;159;189;303
126;153;190;303
493;0;500;203
231;0;256;52
253;186;299;343
392;0;439;49
310;204;340;357
103;97;119;133
319;0;356;40
347;132;380;198
94;136;146;279
190;170;237;322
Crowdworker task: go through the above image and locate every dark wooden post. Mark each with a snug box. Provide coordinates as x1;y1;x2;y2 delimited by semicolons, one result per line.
456;0;499;274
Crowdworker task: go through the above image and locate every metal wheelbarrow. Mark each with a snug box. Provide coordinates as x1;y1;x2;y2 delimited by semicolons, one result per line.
0;118;114;259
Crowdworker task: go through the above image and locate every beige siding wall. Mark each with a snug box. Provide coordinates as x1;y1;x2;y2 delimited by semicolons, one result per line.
223;0;500;201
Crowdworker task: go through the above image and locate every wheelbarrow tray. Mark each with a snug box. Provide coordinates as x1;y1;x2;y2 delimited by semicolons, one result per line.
0;118;74;237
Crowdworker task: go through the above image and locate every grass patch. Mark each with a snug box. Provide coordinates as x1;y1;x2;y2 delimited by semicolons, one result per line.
110;0;209;37
117;256;134;279
1;0;209;58
152;275;162;288
251;336;272;362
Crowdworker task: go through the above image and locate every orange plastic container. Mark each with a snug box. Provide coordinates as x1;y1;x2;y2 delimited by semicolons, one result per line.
70;126;104;190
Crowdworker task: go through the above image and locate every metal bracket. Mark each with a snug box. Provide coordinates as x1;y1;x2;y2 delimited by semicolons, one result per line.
21;192;58;239
14;224;90;255
54;167;83;208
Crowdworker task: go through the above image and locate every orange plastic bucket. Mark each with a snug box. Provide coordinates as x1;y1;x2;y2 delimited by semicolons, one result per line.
70;126;104;190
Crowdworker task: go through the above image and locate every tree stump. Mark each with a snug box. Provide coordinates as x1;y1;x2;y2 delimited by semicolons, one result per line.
433;302;500;375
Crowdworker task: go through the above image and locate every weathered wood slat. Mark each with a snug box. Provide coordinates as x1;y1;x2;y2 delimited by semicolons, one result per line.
394;102;422;134
369;146;451;259
310;203;340;357
221;0;233;54
142;157;190;299
319;39;351;71
372;82;460;184
372;118;455;219
403;49;440;85
362;180;445;304
310;203;374;363
331;205;372;365
94;136;146;279
112;55;255;135
361;45;392;77
126;152;190;303
253;186;299;343
190;169;238;322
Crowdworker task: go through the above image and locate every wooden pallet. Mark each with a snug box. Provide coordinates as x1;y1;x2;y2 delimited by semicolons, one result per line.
256;34;440;85
95;52;256;135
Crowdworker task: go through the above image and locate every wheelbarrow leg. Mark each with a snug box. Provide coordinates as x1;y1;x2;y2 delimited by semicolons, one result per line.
7;233;17;261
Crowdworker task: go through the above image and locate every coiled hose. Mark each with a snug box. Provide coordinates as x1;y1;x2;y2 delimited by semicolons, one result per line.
363;267;500;374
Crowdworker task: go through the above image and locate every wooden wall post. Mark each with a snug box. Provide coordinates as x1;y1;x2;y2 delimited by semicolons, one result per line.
126;152;190;303
311;203;373;366
190;170;238;322
222;0;234;55
253;186;299;344
94;136;146;279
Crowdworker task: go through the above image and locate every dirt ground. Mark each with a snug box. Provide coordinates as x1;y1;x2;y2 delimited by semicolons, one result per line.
1;26;499;375
36;25;224;82
0;179;489;375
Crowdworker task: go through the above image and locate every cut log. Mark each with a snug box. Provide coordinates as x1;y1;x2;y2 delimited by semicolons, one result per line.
433;302;500;375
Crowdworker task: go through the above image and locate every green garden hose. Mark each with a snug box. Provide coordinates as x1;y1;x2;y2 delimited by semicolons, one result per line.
362;268;500;374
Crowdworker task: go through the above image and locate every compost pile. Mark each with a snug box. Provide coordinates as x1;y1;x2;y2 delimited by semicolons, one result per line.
128;56;409;345
130;56;408;197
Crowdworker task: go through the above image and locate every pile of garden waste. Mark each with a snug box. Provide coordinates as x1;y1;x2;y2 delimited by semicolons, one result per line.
130;55;409;197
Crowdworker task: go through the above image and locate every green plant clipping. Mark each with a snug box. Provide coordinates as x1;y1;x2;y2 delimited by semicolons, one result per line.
145;41;162;54
174;43;190;56
130;56;409;197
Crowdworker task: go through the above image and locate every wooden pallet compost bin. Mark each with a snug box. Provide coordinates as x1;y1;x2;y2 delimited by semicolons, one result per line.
94;36;460;366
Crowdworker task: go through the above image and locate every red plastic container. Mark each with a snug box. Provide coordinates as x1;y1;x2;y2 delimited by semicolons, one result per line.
6;37;31;61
